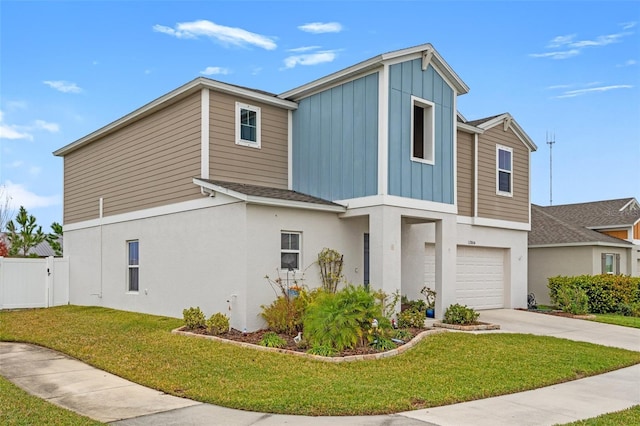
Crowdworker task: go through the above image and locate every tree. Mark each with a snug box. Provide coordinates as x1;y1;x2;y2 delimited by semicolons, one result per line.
47;221;63;256
6;206;45;257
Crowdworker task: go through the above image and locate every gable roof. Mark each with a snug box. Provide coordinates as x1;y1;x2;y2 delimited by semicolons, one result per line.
53;77;298;157
529;205;632;247
541;198;640;229
278;43;470;100
193;179;346;213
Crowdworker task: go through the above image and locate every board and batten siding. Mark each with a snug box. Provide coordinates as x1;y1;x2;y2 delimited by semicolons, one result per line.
456;130;474;217
63;93;202;224
477;126;530;223
209;90;289;189
388;60;454;204
292;73;379;201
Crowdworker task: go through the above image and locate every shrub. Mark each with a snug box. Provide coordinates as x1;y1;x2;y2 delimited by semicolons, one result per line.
555;285;589;315
443;304;479;325
259;332;287;348
307;344;336;357
318;248;344;293
260;292;308;334
548;275;640;314
397;309;425;328
371;336;396;351
616;302;640;317
183;307;206;330
303;285;381;352
206;312;230;335
393;329;414;341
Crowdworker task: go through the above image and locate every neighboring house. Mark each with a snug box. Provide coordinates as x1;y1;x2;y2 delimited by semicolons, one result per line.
0;232;60;257
529;198;640;305
53;43;537;331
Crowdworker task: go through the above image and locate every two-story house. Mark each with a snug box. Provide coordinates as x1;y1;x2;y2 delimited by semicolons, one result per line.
54;44;537;331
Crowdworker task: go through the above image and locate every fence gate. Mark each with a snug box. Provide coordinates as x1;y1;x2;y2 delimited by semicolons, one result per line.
0;257;69;309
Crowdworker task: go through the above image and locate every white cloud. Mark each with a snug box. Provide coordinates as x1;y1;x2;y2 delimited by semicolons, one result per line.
43;80;83;93
617;59;637;67
298;22;342;34
6;100;27;110
8;160;24;168
529;49;580;60
546;84;572;90
0;111;33;141
3;181;60;209
251;67;263;75
532;26;634;60
28;166;42;177
621;21;637;30
284;51;338;69
200;66;231;76
555;84;633;98
287;46;322;53
34;120;59;133
153;20;277;50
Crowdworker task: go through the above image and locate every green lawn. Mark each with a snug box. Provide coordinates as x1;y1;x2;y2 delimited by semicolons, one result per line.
1;306;639;416
591;314;640;329
559;405;640;425
0;376;102;425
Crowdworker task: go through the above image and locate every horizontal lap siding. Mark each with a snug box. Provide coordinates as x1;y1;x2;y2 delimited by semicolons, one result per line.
64;93;202;224
456;130;474;217
209;91;288;189
477;126;529;223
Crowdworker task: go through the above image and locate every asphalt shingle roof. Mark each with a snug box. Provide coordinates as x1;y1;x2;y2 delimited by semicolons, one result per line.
198;179;342;207
529;205;632;246
539;198;640;228
465;113;506;127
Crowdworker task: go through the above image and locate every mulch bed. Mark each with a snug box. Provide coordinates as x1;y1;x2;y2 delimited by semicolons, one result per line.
183;327;428;357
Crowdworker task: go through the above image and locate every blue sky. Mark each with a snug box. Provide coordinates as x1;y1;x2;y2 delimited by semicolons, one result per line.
1;1;639;229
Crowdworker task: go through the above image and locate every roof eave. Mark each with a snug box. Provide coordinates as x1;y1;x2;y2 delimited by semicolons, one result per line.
54;78;297;157
193;178;346;213
279;43;469;100
529;241;633;249
477;113;538;151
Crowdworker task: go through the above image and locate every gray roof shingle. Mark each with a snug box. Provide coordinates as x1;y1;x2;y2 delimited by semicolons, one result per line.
538;198;640;228
198;179;342;207
529;205;632;246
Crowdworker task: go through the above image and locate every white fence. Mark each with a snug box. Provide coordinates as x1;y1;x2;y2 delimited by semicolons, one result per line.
0;257;69;309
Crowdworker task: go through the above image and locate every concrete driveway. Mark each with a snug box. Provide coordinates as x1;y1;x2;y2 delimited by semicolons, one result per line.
2;309;639;425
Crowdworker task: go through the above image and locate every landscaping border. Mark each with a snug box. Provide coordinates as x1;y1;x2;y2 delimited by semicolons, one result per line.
433;321;500;331
172;327;447;363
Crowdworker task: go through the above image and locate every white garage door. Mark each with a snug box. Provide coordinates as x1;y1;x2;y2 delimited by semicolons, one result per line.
424;244;505;310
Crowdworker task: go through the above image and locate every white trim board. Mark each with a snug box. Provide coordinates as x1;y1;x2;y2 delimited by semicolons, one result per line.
457;215;531;231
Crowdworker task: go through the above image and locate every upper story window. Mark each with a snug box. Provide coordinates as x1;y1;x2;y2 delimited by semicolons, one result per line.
235;102;261;148
127;240;139;292
411;96;435;164
281;232;301;271
496;145;513;196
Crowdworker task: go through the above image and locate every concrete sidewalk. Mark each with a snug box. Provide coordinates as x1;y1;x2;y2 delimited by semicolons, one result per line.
1;309;639;425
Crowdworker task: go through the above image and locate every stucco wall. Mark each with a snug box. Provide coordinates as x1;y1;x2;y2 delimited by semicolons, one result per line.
528;246;594;305
67;200;248;328
245;205;368;331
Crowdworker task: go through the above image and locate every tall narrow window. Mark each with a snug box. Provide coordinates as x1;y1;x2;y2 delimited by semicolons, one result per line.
364;233;370;290
235;102;261;148
496;145;513;196
602;253;620;275
280;232;300;270
411;96;435;164
127;240;139;292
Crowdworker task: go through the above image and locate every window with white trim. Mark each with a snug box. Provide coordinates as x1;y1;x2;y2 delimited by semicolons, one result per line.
127;240;139;292
411;96;435;164
235;102;261;148
496;145;513;196
280;232;300;271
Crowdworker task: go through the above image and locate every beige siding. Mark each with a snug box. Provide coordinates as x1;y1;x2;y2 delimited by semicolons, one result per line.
64;92;202;224
477;126;530;223
209;91;288;189
456;130;474;217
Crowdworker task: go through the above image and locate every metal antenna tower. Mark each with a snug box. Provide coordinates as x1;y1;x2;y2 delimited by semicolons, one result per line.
546;131;555;206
